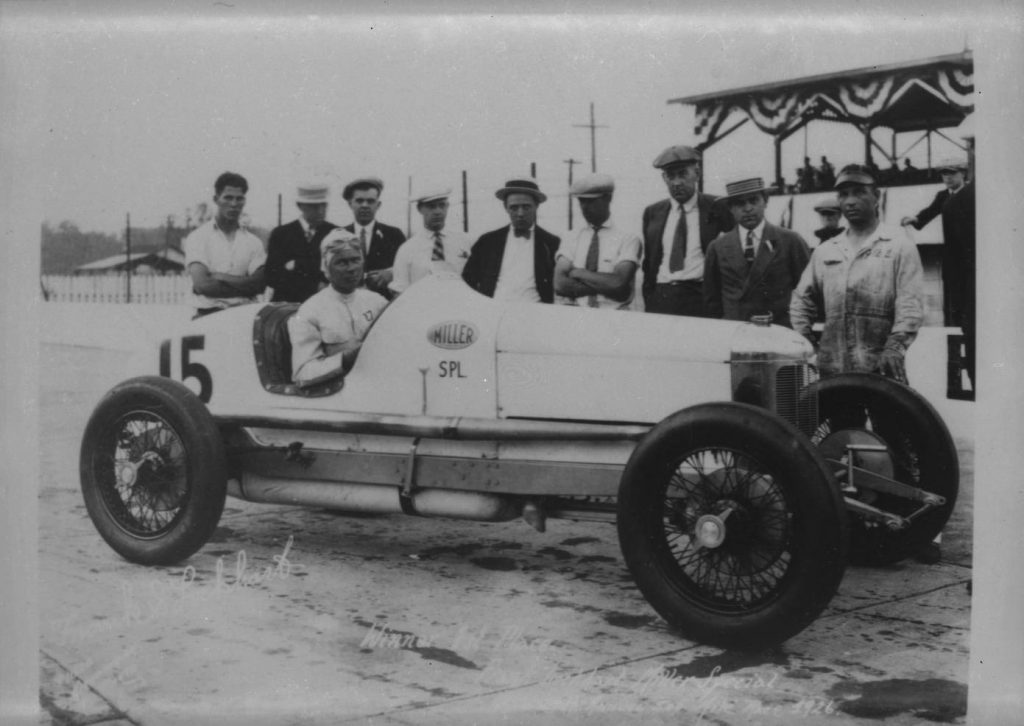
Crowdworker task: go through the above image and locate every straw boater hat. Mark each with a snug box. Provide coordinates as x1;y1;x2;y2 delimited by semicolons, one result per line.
495;179;547;204
652;145;701;169
936;157;968;173
411;185;452;205
570;173;615;198
342;176;384;201
296;182;329;205
721;177;771;200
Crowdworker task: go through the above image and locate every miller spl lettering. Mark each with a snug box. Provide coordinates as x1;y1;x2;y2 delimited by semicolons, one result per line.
427;320;479;350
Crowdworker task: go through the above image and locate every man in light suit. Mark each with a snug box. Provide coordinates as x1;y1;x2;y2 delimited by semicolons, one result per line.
342;176;406;298
703;177;810;328
641;145;734;316
265;182;339;303
462;179;559;303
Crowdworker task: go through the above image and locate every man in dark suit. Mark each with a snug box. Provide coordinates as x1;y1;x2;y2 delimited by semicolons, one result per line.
703;177;810;328
641;145;734;316
342;176;406;298
265;182;338;303
900;158;975;387
462;179;559;303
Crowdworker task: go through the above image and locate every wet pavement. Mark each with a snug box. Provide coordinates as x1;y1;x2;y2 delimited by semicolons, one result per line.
38;342;973;725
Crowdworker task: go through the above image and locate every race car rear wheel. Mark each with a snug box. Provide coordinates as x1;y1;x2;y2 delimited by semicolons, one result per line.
80;376;227;565
808;373;959;565
617;403;847;650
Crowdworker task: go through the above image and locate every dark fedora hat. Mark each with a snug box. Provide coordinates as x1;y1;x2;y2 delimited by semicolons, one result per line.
495;179;547;204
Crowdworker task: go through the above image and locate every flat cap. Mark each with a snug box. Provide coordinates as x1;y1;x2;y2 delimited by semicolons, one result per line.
570;173;615;198
412;185;452;205
722;176;770;200
652;145;701;169
342;176;384;201
834;164;876;188
813;199;841;213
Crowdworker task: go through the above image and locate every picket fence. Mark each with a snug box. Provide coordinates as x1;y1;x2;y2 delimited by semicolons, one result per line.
41;274;194;304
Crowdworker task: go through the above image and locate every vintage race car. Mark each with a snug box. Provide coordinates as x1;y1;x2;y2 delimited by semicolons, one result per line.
79;272;958;649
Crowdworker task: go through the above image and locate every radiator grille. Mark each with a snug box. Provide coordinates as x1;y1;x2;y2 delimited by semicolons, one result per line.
775;364;818;437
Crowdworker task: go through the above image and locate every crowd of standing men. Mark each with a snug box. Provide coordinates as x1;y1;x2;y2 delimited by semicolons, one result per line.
181;143;974;392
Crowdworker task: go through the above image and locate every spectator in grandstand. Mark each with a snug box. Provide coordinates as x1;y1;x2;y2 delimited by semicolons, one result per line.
554;173;642;309
462;179;559;303
288;231;388;387
640;144;733;316
341;176;406;299
389;185;472;296
183;171;267;319
791;163;923;383
812;199;845;244
265;182;338;303
703;176;809;327
818;156;836;189
900;158;975;388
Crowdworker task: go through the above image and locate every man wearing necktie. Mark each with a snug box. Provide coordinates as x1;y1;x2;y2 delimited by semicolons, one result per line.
265;182;339;303
341;176;406;299
462;179;560;303
702;176;810;328
553;173;641;309
641;145;734;316
389;185;473;296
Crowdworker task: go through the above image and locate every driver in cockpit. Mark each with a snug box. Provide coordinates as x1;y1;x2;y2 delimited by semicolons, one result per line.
288;231;389;387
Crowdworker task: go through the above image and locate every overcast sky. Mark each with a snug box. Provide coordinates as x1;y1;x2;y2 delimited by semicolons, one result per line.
0;3;997;238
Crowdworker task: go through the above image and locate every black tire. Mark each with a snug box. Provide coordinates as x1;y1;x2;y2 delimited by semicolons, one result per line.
807;373;959;565
79;376;227;565
617;403;847;650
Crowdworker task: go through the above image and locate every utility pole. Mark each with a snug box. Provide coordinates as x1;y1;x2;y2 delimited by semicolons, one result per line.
125;213;131;304
530;162;536;179
461;170;469;233
407;175;413;237
573;102;608;173
564;158;580;230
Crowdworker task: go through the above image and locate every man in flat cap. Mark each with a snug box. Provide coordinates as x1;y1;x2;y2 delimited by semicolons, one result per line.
791;164;923;383
553;173;642;309
265;182;339;303
183;171;267;318
389;185;472;296
641;145;734;316
288;230;389;387
703;177;809;327
900;158;975;388
341;176;406;298
812;198;845;245
462;179;559;303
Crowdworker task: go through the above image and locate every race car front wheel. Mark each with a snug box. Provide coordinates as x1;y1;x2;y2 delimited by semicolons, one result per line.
617;403;847;650
80;376;227;565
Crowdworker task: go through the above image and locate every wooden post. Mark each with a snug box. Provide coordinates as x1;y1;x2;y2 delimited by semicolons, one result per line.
125;213;131;304
461;170;469;233
564;158;579;230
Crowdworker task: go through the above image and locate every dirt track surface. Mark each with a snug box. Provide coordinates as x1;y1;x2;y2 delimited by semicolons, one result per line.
39;343;972;725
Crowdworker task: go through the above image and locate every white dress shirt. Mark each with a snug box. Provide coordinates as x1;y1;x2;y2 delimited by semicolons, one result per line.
656;195;703;283
389;227;473;294
555;218;642;309
492;227;541;303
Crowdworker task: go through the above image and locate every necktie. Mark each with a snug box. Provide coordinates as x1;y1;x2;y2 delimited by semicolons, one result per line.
585;226;601;308
359;228;368;258
431;231;445;261
744;229;756;265
513;228;530;239
668;204;688;272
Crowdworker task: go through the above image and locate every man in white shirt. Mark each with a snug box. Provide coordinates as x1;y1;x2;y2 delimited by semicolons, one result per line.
288;230;389;387
461;179;559;303
183;171;267;318
389;186;472;296
553;173;642;309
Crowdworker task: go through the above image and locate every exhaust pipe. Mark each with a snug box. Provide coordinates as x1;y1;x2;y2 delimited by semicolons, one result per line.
231;473;522;522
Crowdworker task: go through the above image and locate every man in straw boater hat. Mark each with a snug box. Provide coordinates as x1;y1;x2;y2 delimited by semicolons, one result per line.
462;179;560;303
640;144;733;316
812;198;845;244
790;163;924;384
341;175;407;298
389;184;473;297
265;181;339;303
287;230;389;388
901;157;976;389
702;176;810;328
